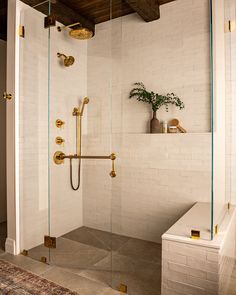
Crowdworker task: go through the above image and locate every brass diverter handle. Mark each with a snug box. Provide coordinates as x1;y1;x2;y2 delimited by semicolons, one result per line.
55;119;65;128
3;92;12;100
54;151;117;178
55;137;65;145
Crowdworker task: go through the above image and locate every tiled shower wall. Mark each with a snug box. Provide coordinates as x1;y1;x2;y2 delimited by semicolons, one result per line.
19;4;87;250
84;0;212;243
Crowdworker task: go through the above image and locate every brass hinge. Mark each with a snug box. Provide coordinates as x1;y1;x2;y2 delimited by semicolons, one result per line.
21;249;28;256
225;20;236;33
44;235;56;248
119;284;128;293
215;224;219;235
19;26;25;38
41;256;47;263
191;230;200;240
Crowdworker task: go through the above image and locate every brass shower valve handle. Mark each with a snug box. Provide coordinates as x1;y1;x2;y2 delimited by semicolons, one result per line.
55;119;65;128
53;151;117;178
55;137;65;145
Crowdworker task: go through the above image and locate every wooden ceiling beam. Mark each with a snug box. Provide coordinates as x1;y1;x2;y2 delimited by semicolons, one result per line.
124;0;160;22
20;0;95;35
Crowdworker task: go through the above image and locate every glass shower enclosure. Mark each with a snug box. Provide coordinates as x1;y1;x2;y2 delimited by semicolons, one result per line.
17;0;223;294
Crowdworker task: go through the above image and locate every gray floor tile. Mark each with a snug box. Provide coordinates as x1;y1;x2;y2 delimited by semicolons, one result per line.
51;238;108;270
28;243;50;262
42;266;110;295
118;237;162;264
0;253;53;275
102;289;122;295
63;226;130;251
87;227;130;251
27;227;162;295
81;252;161;295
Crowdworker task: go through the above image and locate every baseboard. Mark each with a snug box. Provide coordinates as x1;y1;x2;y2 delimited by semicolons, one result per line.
5;238;16;255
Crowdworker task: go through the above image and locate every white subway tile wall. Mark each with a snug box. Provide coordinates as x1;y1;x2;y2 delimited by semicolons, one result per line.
83;0;212;242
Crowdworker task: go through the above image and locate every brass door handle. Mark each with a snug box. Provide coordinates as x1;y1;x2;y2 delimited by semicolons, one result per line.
3;92;12;100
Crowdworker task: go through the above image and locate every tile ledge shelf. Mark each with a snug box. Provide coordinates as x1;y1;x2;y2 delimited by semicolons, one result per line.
162;202;236;249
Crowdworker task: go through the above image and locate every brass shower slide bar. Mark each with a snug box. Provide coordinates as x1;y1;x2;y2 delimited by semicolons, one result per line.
61;154;116;160
53;151;117;178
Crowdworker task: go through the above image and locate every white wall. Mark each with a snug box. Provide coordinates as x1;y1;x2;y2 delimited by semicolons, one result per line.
19;4;87;250
0;40;7;223
84;0;213;243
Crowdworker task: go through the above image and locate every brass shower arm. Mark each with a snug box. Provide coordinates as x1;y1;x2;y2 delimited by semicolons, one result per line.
54;152;117;178
57;22;81;32
57;53;67;59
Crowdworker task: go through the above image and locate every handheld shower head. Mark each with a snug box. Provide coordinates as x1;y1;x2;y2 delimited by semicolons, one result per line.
57;53;75;67
80;97;90;116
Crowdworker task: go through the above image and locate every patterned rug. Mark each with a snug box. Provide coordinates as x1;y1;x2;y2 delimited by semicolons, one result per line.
0;259;78;294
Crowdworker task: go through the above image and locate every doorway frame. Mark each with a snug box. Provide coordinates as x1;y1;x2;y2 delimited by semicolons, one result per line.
5;0;25;255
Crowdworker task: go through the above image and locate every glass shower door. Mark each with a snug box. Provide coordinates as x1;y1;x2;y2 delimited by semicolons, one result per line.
48;0;115;290
19;1;50;263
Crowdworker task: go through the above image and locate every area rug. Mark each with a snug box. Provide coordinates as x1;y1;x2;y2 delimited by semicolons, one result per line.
0;259;78;294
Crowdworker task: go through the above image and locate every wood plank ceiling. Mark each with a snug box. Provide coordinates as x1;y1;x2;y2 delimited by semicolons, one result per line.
0;0;176;41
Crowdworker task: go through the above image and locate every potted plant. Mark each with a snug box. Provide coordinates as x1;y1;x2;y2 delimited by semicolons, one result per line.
129;82;185;133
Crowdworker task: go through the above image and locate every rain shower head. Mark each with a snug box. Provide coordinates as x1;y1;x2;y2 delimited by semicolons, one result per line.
57;22;94;40
69;27;93;40
57;53;75;67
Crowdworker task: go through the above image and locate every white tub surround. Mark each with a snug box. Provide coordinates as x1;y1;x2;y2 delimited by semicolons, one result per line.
162;202;236;295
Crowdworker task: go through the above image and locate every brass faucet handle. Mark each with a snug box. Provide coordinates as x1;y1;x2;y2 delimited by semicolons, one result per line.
54;151;65;165
55;119;65;128
3;92;12;100
55;137;65;145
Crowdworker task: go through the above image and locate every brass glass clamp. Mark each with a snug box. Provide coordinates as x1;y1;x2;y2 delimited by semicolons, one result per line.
54;151;117;178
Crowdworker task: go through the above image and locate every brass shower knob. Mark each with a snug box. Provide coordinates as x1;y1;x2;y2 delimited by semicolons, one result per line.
55;119;65;128
55;137;65;145
54;151;65;165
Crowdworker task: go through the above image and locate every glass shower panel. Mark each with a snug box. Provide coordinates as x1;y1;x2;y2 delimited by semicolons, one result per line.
19;2;50;262
48;0;114;288
225;0;235;212
110;0;214;292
